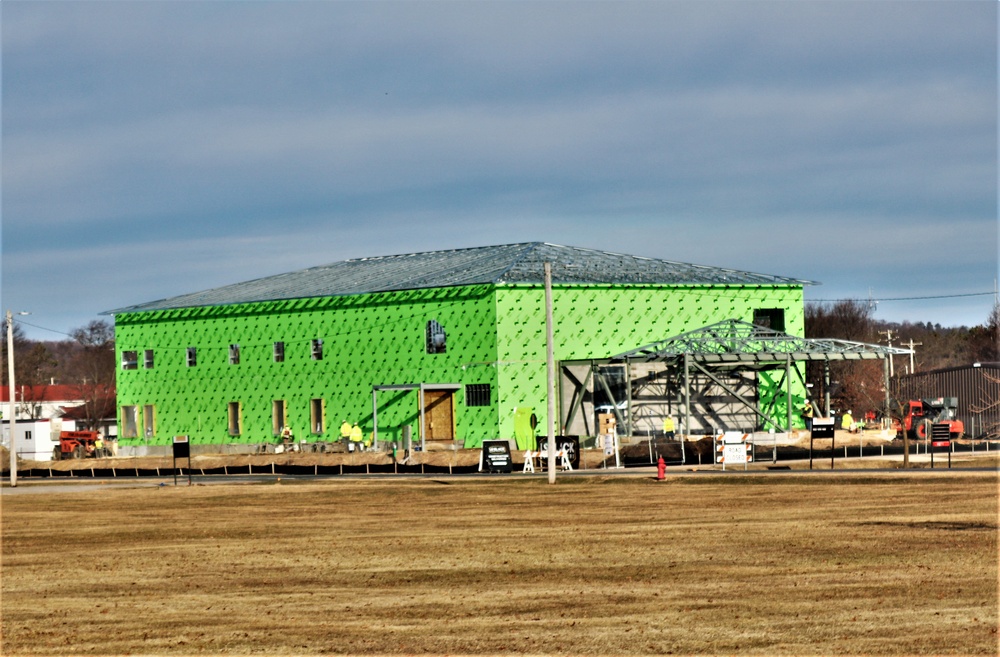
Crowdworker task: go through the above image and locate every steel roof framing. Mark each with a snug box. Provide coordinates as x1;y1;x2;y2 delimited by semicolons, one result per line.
560;320;914;449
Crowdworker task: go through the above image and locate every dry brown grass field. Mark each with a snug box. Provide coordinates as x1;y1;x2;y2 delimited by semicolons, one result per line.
2;472;997;656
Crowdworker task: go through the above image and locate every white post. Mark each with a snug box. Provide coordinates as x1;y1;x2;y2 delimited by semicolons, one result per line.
7;310;18;487
544;262;556;484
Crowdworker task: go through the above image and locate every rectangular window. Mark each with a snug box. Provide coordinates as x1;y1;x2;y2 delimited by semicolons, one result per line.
229;344;241;365
186;347;197;367
24;431;32;442
311;339;323;361
272;400;287;435
273;341;285;363
121;351;138;370
310;398;325;434
143;349;154;369
121;405;138;438
143;405;155;438
465;384;491;407
228;402;242;436
426;320;447;354
753;308;786;332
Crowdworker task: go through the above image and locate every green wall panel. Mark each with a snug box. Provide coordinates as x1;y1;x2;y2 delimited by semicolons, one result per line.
494;285;805;437
116;286;499;449
115;282;806;448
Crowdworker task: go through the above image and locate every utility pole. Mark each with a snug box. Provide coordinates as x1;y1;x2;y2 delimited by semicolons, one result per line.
544;263;556;484
6;310;16;487
878;329;896;377
903;338;922;374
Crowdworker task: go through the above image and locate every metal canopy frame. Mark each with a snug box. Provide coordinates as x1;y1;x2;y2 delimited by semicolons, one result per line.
617;319;911;365
561;319;913;439
372;383;461;451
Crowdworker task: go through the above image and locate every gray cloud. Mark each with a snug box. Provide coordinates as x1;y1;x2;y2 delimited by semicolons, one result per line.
3;1;996;339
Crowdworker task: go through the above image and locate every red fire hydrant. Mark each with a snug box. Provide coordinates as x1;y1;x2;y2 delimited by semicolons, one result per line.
657;456;666;480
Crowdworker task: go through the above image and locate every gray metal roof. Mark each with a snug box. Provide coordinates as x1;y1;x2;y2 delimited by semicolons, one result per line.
106;242;817;314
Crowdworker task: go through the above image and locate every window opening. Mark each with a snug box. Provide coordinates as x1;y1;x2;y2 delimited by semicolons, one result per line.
229;344;241;365
143;349;154;369
228;402;242;436
273;341;285;363
753;308;786;332
310;398;325;434
186;347;197;367
143;405;156;437
311;339;323;360
121;351;138;370
272;400;287;435
465;384;491;407
121;405;138;438
426;320;447;354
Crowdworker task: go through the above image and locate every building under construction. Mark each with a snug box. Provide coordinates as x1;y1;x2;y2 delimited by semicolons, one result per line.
106;242;905;455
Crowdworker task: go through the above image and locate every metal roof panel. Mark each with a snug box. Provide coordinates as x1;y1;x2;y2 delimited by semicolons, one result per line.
106;242;817;314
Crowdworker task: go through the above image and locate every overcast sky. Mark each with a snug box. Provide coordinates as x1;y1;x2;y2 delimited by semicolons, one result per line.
2;1;997;342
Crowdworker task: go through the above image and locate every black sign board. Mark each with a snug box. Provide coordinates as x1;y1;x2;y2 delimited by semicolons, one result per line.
810;418;835;439
809;419;836;470
930;423;952;469
481;440;513;473
172;435;190;459
537;436;580;470
172;436;192;486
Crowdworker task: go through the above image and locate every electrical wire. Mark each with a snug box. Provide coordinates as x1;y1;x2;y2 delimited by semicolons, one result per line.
808;291;995;303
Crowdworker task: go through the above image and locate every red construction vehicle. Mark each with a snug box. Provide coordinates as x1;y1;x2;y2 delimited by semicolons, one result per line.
53;431;107;460
899;398;964;440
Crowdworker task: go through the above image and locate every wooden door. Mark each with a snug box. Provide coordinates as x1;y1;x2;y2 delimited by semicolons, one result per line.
423;390;455;441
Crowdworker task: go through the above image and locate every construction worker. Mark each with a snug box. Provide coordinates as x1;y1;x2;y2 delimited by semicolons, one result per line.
802;400;814;431
663;416;675;440
841;410;854;432
340;420;352;444
350;423;363;450
94;435;104;458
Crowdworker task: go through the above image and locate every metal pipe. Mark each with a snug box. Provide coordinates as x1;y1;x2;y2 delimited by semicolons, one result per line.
785;354;792;432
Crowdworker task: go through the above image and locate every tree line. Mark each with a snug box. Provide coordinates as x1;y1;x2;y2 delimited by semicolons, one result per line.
804;299;999;417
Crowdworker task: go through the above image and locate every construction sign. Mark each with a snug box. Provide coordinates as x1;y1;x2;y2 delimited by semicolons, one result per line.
715;433;752;470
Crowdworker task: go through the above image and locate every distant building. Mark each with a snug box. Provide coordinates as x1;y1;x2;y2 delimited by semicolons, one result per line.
2;418;78;461
106;243;815;454
1;385;86;421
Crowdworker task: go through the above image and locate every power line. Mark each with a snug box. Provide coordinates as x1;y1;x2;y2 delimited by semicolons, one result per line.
8;319;76;339
808;290;995;303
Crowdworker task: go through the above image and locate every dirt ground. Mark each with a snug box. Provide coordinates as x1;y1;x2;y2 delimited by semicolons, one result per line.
2;472;997;656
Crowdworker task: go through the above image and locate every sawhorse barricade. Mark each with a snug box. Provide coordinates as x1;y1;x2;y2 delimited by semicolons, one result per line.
523;449;572;473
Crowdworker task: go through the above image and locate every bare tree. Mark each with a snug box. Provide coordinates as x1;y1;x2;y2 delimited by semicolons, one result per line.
66;320;116;430
968;370;1000;439
966;302;999;363
1;318;58;418
805;299;885;416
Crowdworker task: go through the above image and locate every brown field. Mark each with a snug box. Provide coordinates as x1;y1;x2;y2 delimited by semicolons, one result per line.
2;472;997;656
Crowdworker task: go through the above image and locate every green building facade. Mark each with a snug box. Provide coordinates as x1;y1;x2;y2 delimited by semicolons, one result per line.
108;243;811;452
